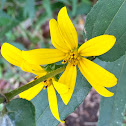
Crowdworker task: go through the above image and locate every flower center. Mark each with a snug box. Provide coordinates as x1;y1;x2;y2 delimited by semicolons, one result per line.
34;76;52;89
62;50;81;66
43;78;52;89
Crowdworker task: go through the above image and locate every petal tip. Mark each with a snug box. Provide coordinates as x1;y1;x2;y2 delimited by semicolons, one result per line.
2;42;9;46
58;6;67;16
104;34;116;43
61;6;67;11
102;91;114;97
62;98;69;105
49;19;56;26
64;102;68;105
110;35;116;43
1;42;9;53
110;34;116;38
107;92;114;97
2;42;8;46
61;120;65;123
105;75;117;88
111;75;118;87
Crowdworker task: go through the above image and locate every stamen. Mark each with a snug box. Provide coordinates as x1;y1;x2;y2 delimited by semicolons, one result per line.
62;60;67;64
43;78;52;89
44;85;48;89
62;50;81;66
44;80;47;82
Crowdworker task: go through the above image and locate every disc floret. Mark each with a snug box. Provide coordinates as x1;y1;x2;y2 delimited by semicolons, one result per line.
62;49;81;66
43;78;52;89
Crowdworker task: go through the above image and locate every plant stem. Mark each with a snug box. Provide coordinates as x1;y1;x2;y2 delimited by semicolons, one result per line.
0;66;65;104
0;94;7;103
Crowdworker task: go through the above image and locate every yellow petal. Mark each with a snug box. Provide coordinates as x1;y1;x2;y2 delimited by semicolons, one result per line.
20;60;47;76
78;58;117;96
58;63;77;105
78;35;116;56
53;81;69;94
47;84;64;123
92;85;114;97
22;49;66;65
1;43;47;76
57;6;78;50
1;43;24;66
49;19;71;53
19;81;44;100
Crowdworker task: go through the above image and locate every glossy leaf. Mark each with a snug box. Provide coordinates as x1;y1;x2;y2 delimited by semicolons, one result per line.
98;54;126;126
85;0;126;61
5;98;36;126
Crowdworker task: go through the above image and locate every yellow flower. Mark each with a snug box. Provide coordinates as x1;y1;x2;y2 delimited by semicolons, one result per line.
18;7;117;104
1;43;68;123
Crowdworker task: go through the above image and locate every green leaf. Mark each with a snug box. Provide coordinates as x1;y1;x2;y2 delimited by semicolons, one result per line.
85;0;126;61
98;54;126;126
24;0;35;20
5;98;36;126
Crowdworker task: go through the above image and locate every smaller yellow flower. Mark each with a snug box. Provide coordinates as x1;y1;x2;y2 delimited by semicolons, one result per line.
1;43;68;123
20;7;117;105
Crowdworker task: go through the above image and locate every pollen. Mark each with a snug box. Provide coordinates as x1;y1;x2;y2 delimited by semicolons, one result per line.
62;50;81;66
34;76;52;89
43;78;52;89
